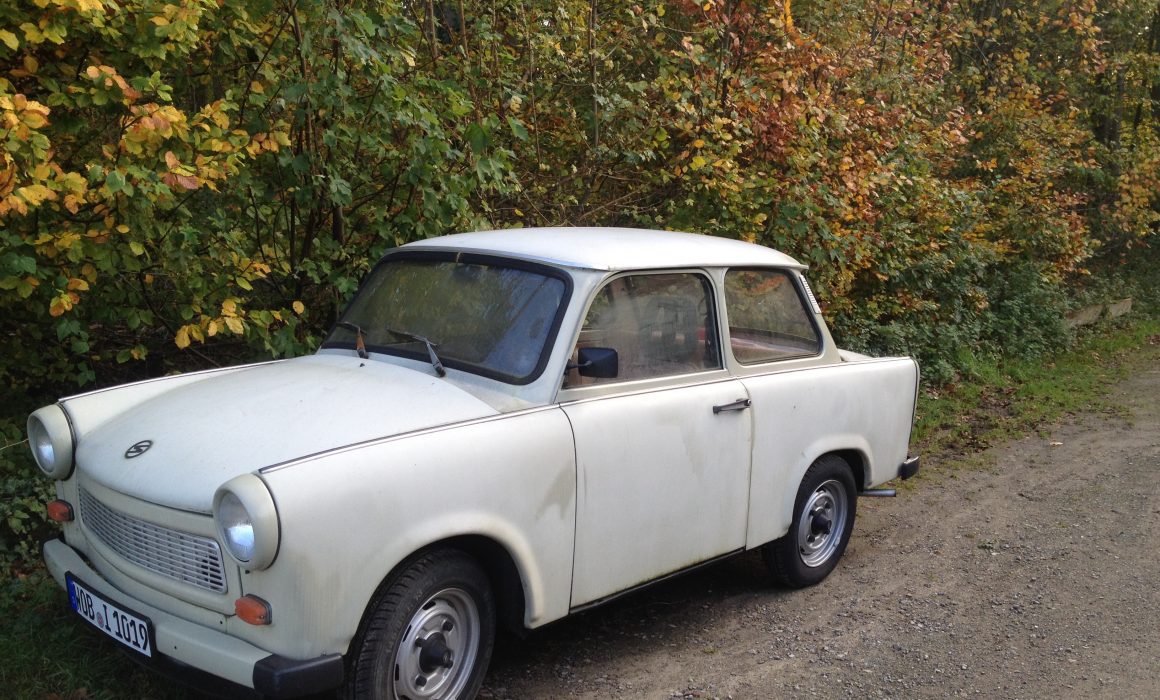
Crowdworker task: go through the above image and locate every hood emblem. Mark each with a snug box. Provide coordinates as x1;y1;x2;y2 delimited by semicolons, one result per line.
124;440;153;459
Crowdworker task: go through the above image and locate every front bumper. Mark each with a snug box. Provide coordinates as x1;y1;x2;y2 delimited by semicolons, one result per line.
43;538;343;698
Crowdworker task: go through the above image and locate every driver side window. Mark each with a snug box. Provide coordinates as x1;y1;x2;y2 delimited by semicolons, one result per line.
566;273;721;387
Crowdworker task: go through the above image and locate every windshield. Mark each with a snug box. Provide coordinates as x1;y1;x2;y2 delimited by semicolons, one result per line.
323;253;570;383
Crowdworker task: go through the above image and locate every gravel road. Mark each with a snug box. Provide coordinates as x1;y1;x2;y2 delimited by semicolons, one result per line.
479;350;1160;699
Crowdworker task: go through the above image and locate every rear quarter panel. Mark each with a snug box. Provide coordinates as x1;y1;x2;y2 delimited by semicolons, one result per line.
742;357;919;548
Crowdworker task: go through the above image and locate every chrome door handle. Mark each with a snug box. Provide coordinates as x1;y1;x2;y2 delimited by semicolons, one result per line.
712;398;751;414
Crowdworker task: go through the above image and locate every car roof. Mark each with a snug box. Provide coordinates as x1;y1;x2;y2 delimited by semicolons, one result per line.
397;227;804;272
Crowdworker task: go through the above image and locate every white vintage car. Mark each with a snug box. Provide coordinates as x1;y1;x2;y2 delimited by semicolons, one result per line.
28;228;919;699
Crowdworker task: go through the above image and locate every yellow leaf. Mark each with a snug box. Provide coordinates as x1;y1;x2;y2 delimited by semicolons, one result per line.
692;138;705;148
49;294;73;317
17;184;54;206
0;30;18;50
221;298;238;317
207;319;219;337
292;300;305;315
19;23;43;44
21;107;48;129
59;171;86;193
175;326;191;349
66;277;89;291
150;16;170;26
225;316;244;335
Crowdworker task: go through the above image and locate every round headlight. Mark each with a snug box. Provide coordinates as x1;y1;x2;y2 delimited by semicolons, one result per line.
217;492;255;562
27;405;75;479
214;475;280;570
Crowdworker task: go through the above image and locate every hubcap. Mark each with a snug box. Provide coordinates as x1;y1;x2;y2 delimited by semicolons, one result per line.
797;479;848;568
392;587;480;699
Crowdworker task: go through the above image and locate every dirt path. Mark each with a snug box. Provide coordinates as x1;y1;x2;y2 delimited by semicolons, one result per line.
480;353;1160;699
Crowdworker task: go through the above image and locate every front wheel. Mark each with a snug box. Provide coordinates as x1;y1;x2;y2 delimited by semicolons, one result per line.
763;455;857;588
344;549;496;700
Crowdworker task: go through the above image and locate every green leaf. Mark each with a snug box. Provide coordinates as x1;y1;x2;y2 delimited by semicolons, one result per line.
106;170;126;193
466;123;489;153
507;116;529;142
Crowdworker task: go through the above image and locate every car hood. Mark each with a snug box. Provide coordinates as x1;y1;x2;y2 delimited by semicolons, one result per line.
71;354;499;513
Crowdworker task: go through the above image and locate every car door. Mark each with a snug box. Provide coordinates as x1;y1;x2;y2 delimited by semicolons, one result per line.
560;271;753;608
720;267;835;547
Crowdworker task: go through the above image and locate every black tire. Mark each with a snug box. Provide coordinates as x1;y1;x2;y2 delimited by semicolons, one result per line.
763;455;857;588
344;549;496;700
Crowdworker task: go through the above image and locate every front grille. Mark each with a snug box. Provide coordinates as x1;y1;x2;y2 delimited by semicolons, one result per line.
78;488;227;594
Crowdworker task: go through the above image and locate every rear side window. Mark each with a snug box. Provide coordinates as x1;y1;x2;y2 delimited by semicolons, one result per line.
724;269;820;364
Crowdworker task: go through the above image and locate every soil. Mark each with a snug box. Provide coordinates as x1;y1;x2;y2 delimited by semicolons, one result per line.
479;353;1160;699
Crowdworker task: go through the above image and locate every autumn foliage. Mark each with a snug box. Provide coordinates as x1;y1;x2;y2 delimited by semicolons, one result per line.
1;0;1158;397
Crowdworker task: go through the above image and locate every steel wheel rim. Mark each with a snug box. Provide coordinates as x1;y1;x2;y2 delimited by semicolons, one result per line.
392;587;481;700
797;479;848;568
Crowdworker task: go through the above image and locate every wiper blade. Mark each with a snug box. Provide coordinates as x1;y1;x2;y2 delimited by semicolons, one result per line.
335;321;368;359
384;327;446;378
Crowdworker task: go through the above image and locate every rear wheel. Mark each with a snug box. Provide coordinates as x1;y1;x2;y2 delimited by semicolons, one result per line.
345;549;496;700
764;455;857;588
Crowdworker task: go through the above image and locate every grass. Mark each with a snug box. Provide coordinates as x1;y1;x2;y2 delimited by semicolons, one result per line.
1;315;1157;699
0;570;198;699
911;315;1160;475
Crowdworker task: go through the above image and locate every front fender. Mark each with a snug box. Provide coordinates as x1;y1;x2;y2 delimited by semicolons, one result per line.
223;407;577;660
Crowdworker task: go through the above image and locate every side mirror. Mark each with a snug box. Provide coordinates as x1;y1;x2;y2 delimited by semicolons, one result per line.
574;347;618;379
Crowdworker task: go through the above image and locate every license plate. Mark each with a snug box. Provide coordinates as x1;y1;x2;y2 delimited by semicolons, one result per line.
66;573;154;658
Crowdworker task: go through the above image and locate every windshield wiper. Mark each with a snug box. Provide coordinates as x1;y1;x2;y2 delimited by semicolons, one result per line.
384;327;446;378
335;321;368;359
335;321;446;377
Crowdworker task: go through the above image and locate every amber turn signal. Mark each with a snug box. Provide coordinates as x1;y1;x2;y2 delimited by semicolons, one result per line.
47;500;74;522
235;594;272;625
